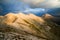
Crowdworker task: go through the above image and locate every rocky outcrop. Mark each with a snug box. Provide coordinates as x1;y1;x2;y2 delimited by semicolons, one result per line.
0;13;60;40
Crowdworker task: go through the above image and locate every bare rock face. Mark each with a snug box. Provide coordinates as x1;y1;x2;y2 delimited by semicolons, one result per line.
0;13;60;40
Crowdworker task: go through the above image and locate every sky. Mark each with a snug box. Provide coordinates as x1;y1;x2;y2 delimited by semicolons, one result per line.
22;0;60;8
0;0;60;16
1;0;60;8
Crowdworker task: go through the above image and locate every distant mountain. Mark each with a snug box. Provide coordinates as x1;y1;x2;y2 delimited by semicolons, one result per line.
42;14;54;19
0;13;60;40
42;14;60;25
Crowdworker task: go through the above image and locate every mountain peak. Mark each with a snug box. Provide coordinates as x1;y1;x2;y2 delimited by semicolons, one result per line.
0;13;59;40
42;13;54;19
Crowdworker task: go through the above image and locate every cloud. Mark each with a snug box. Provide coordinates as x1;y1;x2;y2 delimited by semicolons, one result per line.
23;8;46;16
22;0;60;8
22;0;45;7
42;0;60;8
1;0;60;9
23;0;45;4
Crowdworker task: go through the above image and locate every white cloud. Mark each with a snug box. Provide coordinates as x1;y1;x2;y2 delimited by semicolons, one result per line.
23;0;45;3
22;0;60;8
43;0;60;8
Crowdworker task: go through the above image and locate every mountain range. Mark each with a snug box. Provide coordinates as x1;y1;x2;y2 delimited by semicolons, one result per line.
0;13;60;40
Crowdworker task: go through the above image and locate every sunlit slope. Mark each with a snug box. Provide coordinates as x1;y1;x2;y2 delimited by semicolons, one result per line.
0;13;60;40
